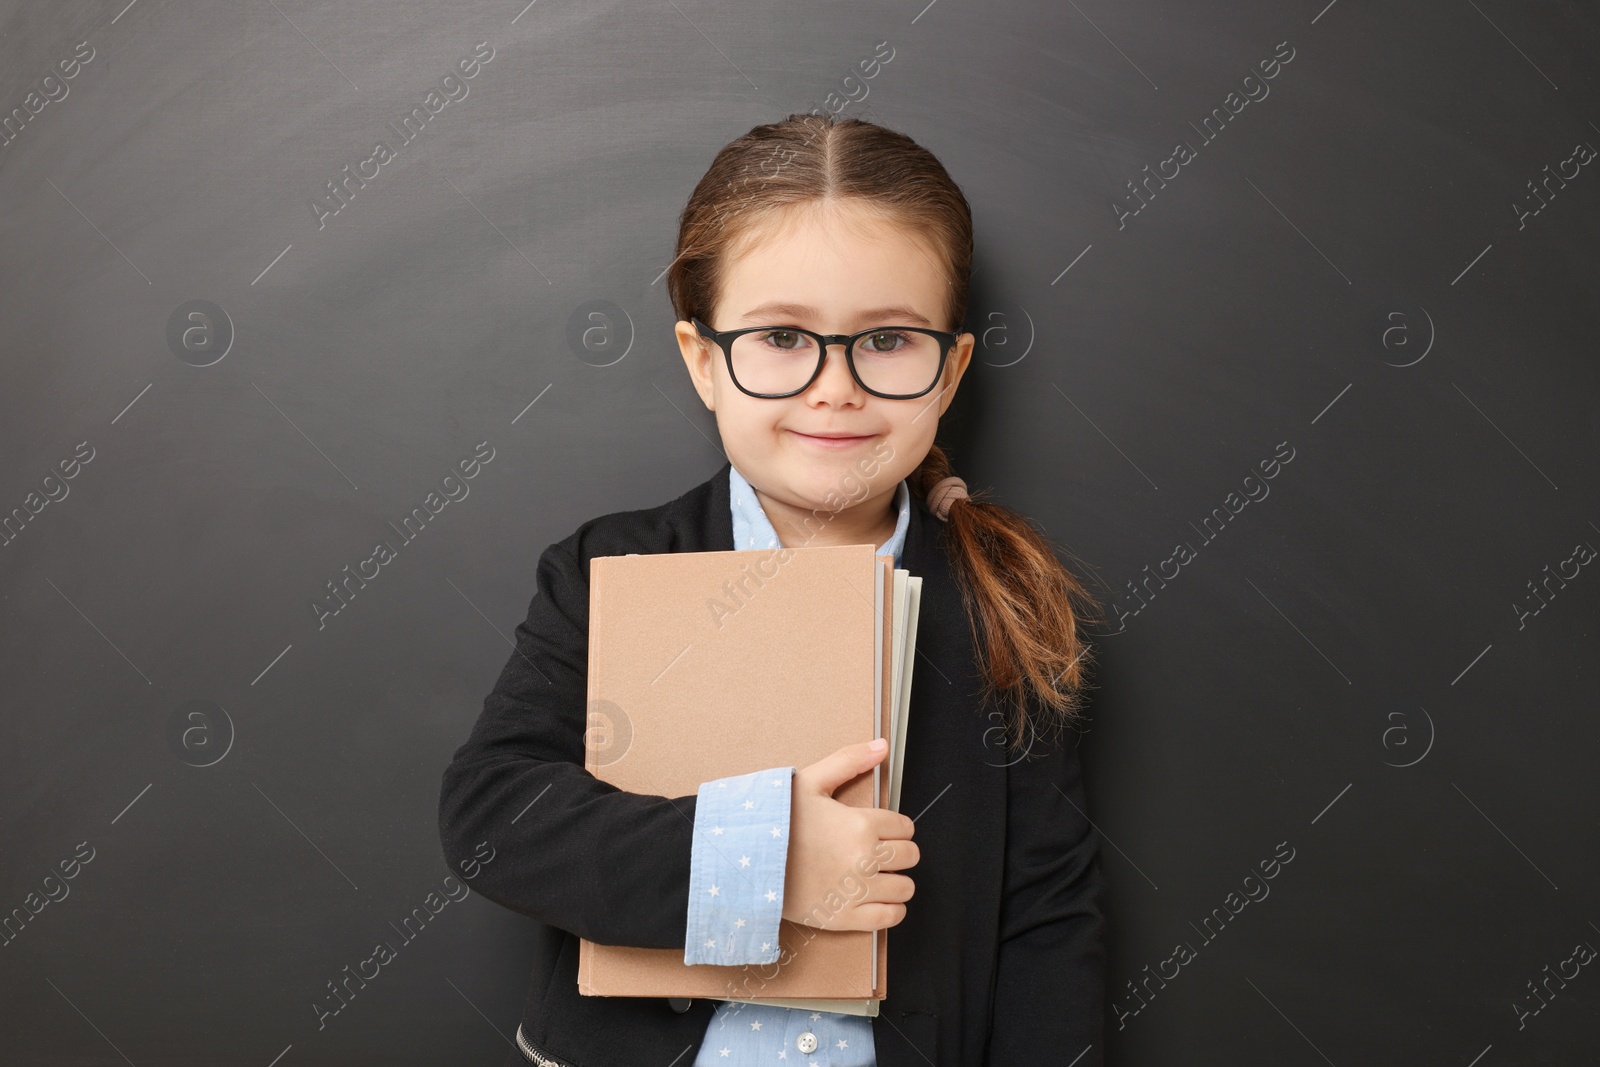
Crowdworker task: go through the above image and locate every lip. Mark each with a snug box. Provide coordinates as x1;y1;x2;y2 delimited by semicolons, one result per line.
789;430;876;450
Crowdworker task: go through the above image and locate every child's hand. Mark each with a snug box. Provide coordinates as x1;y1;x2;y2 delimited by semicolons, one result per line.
783;738;919;932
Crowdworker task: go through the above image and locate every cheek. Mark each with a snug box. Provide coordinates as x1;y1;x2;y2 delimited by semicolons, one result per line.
712;396;782;442
884;419;934;469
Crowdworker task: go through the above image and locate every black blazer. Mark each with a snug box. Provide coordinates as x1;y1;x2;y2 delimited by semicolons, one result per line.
438;460;1106;1066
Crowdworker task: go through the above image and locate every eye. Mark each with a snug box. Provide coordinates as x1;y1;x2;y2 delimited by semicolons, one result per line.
759;329;810;351
860;330;913;353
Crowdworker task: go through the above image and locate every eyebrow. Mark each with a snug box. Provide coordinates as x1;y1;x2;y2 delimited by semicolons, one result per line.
737;302;935;329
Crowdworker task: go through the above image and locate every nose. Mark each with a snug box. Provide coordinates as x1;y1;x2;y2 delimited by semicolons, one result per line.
805;340;865;401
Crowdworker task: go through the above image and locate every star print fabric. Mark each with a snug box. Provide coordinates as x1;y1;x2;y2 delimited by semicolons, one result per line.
684;765;795;966
692;1003;876;1066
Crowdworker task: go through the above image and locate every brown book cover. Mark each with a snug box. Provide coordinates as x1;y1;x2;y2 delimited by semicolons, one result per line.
578;544;894;1002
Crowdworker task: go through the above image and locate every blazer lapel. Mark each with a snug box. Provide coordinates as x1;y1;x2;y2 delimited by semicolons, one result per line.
681;459;735;553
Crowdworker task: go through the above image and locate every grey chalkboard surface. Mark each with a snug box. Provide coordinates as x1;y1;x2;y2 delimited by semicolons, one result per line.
2;1;1595;1064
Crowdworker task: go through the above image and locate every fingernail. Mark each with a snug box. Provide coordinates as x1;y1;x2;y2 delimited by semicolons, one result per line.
870;738;887;753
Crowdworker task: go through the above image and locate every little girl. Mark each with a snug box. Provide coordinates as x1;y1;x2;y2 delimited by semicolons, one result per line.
440;112;1106;1067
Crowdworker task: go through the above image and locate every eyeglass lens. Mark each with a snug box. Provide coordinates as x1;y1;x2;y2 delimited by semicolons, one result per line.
729;328;942;396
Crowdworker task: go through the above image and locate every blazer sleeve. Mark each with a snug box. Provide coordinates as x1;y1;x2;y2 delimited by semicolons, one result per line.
983;718;1108;1065
437;538;699;950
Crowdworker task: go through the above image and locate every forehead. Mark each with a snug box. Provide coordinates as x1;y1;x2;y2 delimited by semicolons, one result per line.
717;201;950;328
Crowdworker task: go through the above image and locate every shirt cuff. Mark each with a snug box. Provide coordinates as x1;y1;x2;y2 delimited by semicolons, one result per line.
684;765;794;966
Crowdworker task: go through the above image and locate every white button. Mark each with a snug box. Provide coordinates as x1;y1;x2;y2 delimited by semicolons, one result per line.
796;1031;819;1054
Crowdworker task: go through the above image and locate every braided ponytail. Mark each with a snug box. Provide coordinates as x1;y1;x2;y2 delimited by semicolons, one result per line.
912;443;1102;752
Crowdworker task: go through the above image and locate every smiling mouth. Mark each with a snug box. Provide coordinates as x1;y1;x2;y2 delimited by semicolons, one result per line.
789;430;875;447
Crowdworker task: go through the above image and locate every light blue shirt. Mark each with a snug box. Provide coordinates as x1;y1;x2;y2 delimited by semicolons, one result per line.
685;465;910;1066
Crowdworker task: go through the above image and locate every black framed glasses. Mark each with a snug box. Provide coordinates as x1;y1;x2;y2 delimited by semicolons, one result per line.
693;316;961;400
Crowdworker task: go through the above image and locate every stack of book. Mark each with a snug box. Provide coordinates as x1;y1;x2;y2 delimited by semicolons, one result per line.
578;544;922;1017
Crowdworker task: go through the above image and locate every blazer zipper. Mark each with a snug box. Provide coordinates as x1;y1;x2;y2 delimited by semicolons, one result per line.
516;1022;579;1067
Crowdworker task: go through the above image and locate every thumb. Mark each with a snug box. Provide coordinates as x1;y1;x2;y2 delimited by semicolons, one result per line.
801;738;888;797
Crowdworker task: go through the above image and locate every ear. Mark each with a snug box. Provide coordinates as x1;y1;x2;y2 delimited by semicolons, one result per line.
674;320;717;411
935;331;976;418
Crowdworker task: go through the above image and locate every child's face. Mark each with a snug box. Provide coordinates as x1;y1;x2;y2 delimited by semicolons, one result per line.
675;200;974;526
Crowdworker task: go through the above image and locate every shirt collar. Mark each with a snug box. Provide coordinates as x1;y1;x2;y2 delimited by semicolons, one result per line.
729;464;912;569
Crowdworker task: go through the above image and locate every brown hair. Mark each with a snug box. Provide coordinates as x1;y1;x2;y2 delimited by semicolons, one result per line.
666;112;1103;752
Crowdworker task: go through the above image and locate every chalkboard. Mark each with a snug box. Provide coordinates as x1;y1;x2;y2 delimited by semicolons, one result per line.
1;1;1595;1064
